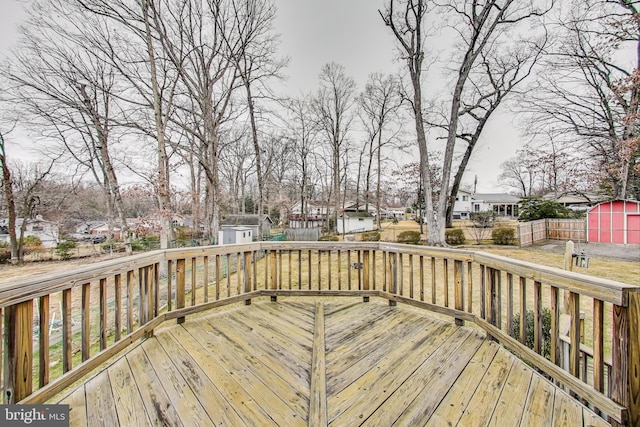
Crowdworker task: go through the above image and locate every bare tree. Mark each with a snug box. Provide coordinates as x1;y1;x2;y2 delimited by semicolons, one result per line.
522;0;639;199
2;0;135;252
0;130;18;261
380;0;440;243
358;72;404;229
313;62;357;233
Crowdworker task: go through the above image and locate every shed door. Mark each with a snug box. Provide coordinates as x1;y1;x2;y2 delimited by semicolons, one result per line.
627;214;640;244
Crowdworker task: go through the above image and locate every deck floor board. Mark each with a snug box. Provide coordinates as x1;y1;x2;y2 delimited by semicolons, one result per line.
52;298;609;427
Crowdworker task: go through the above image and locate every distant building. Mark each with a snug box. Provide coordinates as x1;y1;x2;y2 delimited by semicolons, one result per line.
0;216;60;248
220;214;273;240
452;191;521;219
218;226;253;245
288;201;329;228
337;210;375;234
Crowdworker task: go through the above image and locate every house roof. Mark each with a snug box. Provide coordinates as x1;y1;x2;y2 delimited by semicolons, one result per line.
472;193;521;203
339;211;374;218
220;214;272;226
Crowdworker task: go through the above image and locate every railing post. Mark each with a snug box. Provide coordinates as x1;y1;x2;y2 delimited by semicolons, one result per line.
3;300;33;403
176;258;186;324
611;292;640;427
363;250;370;302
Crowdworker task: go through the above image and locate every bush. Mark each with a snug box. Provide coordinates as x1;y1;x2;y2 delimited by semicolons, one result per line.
55;240;77;260
23;235;43;248
511;308;552;359
0;248;10;264
318;234;339;241
360;231;380;241
492;227;516;245
397;230;421;244
445;228;466;245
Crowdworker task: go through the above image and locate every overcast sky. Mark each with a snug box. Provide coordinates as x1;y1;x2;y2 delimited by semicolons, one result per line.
0;0;519;192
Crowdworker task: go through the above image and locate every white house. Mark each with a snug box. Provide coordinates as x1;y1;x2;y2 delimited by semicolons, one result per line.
288;200;330;228
337;211;375;234
452;191;521;219
0;216;60;248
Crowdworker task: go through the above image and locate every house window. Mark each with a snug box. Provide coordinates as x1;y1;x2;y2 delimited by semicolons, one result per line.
32;226;44;232
358;218;364;221
462;195;469;201
243;232;246;238
474;204;480;212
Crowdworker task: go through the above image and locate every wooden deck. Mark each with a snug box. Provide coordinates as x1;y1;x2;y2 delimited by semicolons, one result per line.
54;298;608;426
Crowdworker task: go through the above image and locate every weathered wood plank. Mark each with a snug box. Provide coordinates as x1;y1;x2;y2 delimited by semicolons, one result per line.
85;370;118;427
310;303;328;426
60;386;87;427
328;324;462;424
425;341;500;427
552;389;584;426
125;345;183;426
368;330;484;426
457;345;514;427
520;374;556;426
168;323;282;426
38;295;50;388
487;359;533;427
142;338;215;427
107;357;150;427
153;331;247;426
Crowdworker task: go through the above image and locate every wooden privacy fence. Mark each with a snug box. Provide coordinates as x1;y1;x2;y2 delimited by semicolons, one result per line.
518;219;586;246
1;242;638;425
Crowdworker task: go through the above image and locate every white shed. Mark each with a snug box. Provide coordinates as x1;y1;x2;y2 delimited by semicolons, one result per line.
218;226;253;245
337;211;375;234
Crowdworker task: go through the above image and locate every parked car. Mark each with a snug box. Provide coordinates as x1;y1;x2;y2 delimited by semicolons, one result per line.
91;235;107;244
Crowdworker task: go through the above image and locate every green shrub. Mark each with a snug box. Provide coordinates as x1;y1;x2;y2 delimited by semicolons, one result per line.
445;228;466;245
511;308;552;359
0;248;11;264
360;231;380;241
492;227;516;245
55;240;77;260
23;235;43;248
397;230;421;244
318;234;339;241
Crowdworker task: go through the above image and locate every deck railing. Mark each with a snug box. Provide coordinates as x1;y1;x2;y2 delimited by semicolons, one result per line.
1;242;638;425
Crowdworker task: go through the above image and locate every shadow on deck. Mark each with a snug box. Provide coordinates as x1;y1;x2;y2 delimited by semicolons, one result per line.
55;298;607;426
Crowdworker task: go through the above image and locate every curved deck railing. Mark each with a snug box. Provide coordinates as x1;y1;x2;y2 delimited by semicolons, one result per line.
1;242;638;425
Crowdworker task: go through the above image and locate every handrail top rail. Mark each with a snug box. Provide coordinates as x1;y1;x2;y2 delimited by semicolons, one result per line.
0;241;637;308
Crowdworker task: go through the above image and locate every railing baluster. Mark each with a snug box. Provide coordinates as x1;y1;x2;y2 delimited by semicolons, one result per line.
100;278;107;351
519;277;527;345
307;249;312;290
550;286;560;365
569;291;580;377
114;274;122;342
244;251;252;305
443;259;449;307
357;250;362;290
38;295;49;388
363;250;370;302
454;260;464;326
467;261;473;313
506;273;514;336
409;254;414;299
62;288;72;374
127;270;134;333
203;256;209;303
480;265;486;319
419;256;425;302
192;257;198;305
382;251;387;292
176;258;186;324
81;282;91;361
389;252;398;307
327;250;332;290
317;249;322;290
153;263;159;316
215;255;220;300
226;254;232;298
347;250;352;291
372;251;376;291
431;257;436;305
533;280;542;355
398;253;404;296
593;299;604;394
270;250;277;301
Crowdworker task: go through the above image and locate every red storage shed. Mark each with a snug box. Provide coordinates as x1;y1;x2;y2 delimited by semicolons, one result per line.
587;200;640;244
